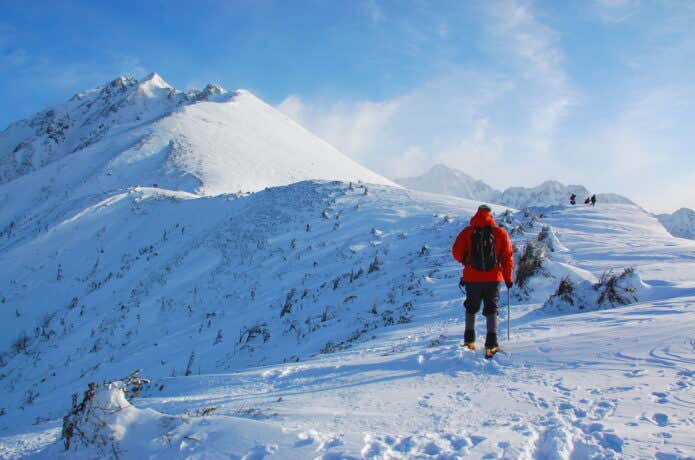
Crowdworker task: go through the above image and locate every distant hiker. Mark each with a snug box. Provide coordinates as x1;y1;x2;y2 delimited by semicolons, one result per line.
591;194;596;206
584;196;591;205
569;193;576;205
451;205;514;358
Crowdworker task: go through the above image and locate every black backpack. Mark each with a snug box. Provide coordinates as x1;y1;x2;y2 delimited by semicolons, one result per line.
470;226;497;271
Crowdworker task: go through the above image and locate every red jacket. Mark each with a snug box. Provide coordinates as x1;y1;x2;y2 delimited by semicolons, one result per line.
451;209;514;283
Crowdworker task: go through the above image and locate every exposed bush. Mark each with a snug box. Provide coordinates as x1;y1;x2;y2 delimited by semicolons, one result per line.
544;268;643;312
62;382;100;451
368;255;382;273
515;240;546;288
280;289;297;317
188;406;218;417
11;333;30;355
544;276;589;311
62;371;149;453
595;267;640;307
238;323;271;345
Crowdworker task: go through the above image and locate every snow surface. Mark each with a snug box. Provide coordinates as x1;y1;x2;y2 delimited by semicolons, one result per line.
658;207;695;240
0;181;693;459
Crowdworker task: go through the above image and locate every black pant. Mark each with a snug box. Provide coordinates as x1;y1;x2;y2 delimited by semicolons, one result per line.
464;282;500;316
463;282;500;346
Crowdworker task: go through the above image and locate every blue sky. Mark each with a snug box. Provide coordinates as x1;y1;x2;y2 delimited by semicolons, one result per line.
1;0;693;212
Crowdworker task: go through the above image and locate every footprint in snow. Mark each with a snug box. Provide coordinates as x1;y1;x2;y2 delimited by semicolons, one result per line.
360;432;483;458
624;368;648;378
590;399;618;420
652;391;670;404
241;444;278;460
652;413;670;427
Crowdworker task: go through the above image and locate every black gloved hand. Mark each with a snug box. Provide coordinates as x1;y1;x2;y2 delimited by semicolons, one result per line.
505;281;513;289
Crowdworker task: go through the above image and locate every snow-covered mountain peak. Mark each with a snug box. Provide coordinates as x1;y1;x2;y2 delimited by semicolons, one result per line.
203;83;225;95
0;74;396;251
395;163;500;203
136;72;173;97
108;75;136;91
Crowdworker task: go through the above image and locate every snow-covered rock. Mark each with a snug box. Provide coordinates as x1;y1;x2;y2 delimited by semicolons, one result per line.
658;207;695;240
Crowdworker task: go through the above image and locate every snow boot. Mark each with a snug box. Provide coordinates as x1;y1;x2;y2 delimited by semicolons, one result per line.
485;333;499;359
463;329;476;350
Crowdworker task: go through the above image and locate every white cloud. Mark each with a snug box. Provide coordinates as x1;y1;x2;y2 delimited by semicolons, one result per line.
278;70;516;181
278;94;404;168
362;0;385;24
278;0;574;189
590;0;641;23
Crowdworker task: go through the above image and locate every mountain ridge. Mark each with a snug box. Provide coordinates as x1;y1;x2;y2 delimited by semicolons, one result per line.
0;73;395;193
395;163;638;210
0;73;396;254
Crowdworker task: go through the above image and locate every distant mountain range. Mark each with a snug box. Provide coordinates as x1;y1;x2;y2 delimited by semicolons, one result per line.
395;163;637;209
658;208;695;240
395;164;695;240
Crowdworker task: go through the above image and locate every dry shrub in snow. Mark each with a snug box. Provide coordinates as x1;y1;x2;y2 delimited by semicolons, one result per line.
62;371;150;454
551;277;578;306
596;267;641;307
62;381;127;457
515;240;546;288
544;267;644;312
544;276;591;311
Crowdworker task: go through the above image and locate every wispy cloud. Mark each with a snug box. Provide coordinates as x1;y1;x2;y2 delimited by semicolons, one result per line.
278;0;574;187
362;0;385;24
590;0;641;23
482;0;574;154
0;23;30;71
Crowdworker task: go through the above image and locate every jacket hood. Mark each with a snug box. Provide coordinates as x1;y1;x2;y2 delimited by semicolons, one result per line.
469;208;497;227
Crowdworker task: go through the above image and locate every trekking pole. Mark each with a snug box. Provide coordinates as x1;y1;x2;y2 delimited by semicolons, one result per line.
507;287;511;342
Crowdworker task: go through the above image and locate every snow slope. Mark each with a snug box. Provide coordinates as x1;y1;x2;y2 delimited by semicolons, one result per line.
658;207;695;240
0;73;395;254
395;164;638;210
1;182;694;459
0;73;393;194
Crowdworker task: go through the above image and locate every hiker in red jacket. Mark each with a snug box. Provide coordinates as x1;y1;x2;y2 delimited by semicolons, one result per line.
451;204;514;357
